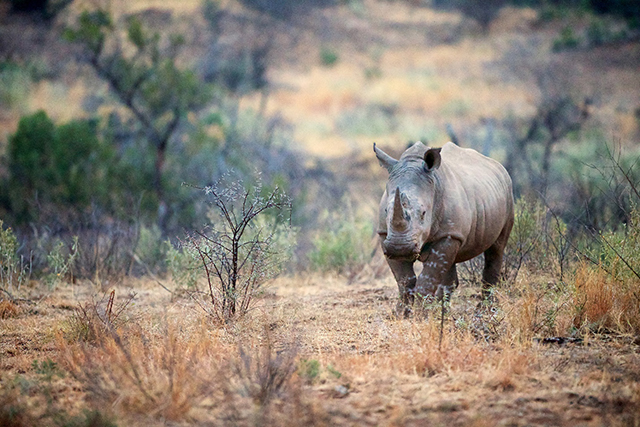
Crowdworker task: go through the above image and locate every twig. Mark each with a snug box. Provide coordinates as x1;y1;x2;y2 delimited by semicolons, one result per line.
129;252;174;294
439;296;445;352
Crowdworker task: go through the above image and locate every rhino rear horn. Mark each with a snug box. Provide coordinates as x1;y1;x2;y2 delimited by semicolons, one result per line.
391;187;408;231
374;143;398;172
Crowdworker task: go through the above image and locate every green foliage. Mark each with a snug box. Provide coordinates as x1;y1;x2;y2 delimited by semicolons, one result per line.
589;207;640;283
297;359;320;383
32;359;64;382
0;220;29;291
309;205;373;275
64;7;213;226
0;61;32;111
320;47;339;67
134;225;166;272
62;10;112;54
60;410;118;427
327;364;342;379
44;237;78;289
7;111;116;224
552;26;581;51
165;242;199;288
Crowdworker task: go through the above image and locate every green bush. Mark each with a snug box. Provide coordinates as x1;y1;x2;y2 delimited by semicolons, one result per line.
587;207;640;283
43;237;78;289
309;207;373;275
552;26;581;51
320;47;339;67
7;111;117;224
134;225;166;272
298;359;320;384
0;220;28;291
0;61;31;111
165;241;199;289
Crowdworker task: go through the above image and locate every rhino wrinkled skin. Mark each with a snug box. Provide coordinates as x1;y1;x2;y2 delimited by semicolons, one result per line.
374;141;514;315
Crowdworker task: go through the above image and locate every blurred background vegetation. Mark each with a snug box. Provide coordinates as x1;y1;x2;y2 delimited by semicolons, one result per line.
0;0;638;282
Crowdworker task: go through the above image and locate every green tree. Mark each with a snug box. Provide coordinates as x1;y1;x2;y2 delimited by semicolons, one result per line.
63;9;213;226
7;111;115;224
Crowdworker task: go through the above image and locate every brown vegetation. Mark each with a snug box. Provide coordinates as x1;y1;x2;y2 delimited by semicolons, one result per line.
1;269;639;426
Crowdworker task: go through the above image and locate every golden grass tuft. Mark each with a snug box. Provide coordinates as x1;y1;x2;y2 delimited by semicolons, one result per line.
0;299;21;319
573;264;640;335
58;316;225;422
56;302;323;425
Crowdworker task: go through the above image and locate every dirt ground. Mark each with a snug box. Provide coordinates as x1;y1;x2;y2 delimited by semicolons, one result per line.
1;273;639;426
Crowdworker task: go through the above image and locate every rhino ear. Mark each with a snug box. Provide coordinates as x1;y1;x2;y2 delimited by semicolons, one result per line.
373;143;398;172
424;148;442;172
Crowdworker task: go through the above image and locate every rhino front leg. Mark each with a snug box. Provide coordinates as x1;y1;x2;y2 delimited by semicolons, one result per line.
415;237;461;304
435;264;459;302
386;259;416;317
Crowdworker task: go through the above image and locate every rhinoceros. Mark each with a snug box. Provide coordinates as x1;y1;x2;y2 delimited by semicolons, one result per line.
374;141;514;315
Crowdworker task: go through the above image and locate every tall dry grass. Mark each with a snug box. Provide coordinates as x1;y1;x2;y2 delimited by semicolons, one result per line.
573;264;640;335
57;300;323;425
59;316;220;421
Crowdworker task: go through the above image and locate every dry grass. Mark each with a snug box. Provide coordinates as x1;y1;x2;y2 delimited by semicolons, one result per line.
1;272;639;426
573;264;640;335
0;300;21;319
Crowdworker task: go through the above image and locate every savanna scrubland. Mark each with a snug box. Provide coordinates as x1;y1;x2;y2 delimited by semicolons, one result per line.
1;0;640;425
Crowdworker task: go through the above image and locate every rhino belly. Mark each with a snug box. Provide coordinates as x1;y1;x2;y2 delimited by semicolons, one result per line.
454;201;510;263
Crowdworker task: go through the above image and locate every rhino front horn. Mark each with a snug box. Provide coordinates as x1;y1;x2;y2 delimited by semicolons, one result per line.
392;187;408;231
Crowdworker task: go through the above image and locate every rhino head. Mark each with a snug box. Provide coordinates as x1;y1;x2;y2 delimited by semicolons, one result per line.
374;142;442;261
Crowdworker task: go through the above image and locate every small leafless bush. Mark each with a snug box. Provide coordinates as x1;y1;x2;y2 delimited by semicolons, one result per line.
230;330;298;407
186;174;294;323
64;290;136;344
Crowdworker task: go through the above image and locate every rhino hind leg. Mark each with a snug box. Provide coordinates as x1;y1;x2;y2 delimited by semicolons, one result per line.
481;221;513;300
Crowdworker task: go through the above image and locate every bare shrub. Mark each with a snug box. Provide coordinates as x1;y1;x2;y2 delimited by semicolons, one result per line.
503;198;571;284
64;290;136;344
59;307;317;425
186;174;294;323
218;327;304;426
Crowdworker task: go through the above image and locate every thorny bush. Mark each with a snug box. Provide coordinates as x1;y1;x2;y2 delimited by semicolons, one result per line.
186;174;294;323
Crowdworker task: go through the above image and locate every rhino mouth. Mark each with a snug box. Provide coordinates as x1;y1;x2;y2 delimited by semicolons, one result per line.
382;240;421;261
